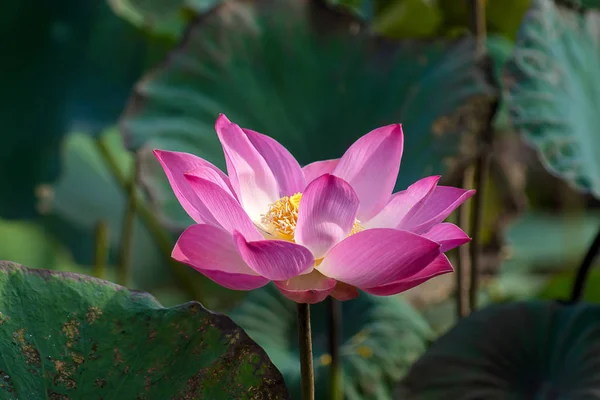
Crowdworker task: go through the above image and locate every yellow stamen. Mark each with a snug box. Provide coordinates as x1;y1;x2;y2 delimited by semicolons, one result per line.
261;192;364;241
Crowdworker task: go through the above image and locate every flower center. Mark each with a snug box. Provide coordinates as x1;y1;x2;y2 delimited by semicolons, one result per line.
261;192;363;241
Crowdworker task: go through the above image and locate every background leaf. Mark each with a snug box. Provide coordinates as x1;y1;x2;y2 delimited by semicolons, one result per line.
0;262;288;399
230;284;433;399
506;0;600;198
121;0;494;228
0;0;160;219
398;301;600;398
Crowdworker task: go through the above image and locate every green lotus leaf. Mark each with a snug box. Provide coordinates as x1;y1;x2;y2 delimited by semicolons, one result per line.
506;0;600;198
0;261;288;399
399;301;600;398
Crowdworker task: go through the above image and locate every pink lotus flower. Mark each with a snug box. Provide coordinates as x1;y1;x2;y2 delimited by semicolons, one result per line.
155;115;474;304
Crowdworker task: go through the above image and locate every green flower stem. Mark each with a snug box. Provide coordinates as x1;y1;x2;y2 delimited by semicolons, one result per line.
93;220;109;279
297;303;315;400
117;158;139;286
95;138;198;297
328;297;343;400
467;0;496;313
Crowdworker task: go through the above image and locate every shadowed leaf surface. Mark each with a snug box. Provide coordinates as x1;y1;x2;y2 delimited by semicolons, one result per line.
121;0;494;228
230;284;433;399
0;261;288;399
398;301;600;399
506;0;600;198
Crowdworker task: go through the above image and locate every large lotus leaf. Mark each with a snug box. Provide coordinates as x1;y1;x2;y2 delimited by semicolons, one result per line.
230;284;433;399
122;0;494;228
0;261;288;399
0;0;160;219
506;0;600;198
398;301;600;398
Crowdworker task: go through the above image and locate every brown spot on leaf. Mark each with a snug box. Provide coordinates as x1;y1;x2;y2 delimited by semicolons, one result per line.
95;378;106;388
86;306;103;324
113;348;124;366
62;319;80;348
14;328;41;367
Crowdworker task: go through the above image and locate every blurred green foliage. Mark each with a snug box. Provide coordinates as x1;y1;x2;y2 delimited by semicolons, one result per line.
507;0;600;198
400;301;600;398
0;0;599;397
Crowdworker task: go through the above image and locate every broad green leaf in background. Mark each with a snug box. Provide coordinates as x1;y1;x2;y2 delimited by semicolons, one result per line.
398;301;600;398
0;262;288;399
121;0;494;228
506;0;600;198
0;0;160;219
107;0;220;38
230;284;433;399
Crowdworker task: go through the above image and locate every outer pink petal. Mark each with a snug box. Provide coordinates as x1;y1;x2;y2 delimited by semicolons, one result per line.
398;187;476;234
172;224;269;290
185;166;236;198
183;174;262;241
422;223;471;252
233;231;315;281
243;128;306;196
215;115;279;221
317;228;440;288
363;254;453;296
295;174;360;259
333;124;404;221
153;149;231;225
330;282;359;301
302;159;339;184
275;270;337;304
364;176;440;229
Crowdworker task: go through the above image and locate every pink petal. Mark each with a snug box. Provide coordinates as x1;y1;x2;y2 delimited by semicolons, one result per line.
215;115;279;221
185;166;236;198
153;150;231;225
275;270;337;304
302;159;339;184
233;231;315;281
317;228;440;288
243;128;306;196
364;176;440;229
363;254;453;296
333;124;404;221
422;223;471;252
295;174;360;259
330;282;359;301
398;186;476;234
183;173;262;241
172;224;269;290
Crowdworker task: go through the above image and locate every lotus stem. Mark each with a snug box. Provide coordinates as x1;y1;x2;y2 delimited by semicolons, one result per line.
297;303;315;400
467;0;496;313
93;220;109;279
327;297;343;400
570;224;600;303
117;157;140;286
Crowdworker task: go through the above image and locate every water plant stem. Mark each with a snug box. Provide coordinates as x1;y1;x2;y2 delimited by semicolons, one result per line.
327;297;343;400
297;303;315;400
468;0;494;313
117;158;140;286
93;220;109;279
570;225;600;303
